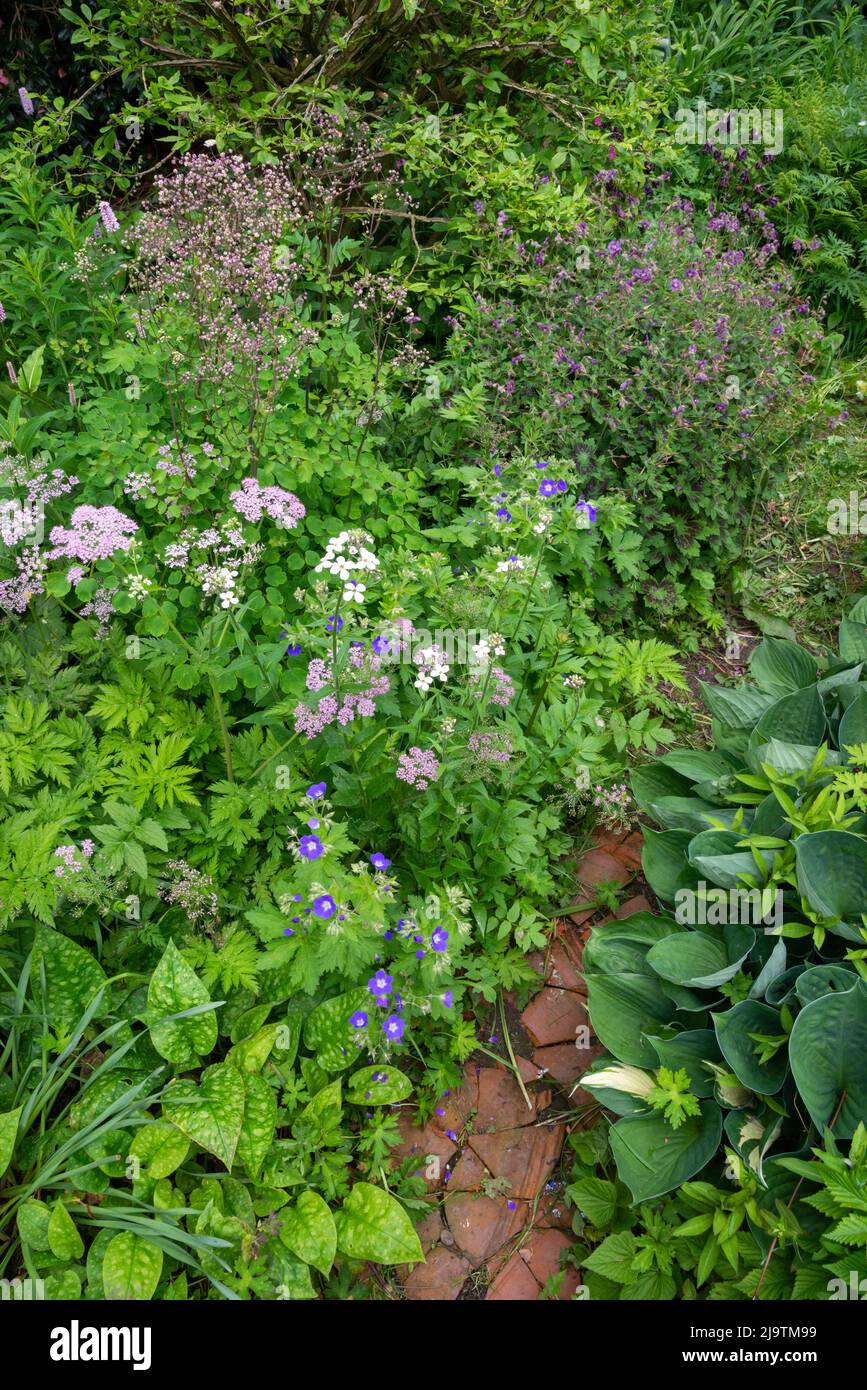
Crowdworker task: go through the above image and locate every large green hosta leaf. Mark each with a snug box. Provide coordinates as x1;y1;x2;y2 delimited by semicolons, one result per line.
584;972;676;1067
794;830;867;923
146;939;218;1067
609;1102;722;1202
646;923;755;990
752;685;826;747
640;828;700;903
839;690;867;752
583;912;679;976
750;638;817;695
699;682;778;729
839;617;867;663
647;1030;721;1098
687;829;772;889
789;979;867;1138
712;1001;788;1095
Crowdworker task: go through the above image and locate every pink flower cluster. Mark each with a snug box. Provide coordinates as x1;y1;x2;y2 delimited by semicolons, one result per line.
470;665;515;707
54;840;94;878
48;505;138;562
396;746;440;790
293;674;390;739
0;546;48;614
230;477;305;529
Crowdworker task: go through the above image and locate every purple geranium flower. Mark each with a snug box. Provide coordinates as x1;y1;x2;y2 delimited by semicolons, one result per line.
431;928;449;952
306;782;327;798
326;614;343;633
349;1011;368;1029
298;834;324;860
383;1015;405;1042
368;970;393;996
441;990;454;1008
370;852;391;871
313;894;337;919
539;479;557;498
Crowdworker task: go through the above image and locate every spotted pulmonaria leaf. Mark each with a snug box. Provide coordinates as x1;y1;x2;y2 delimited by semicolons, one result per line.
335;1182;424;1265
102;1232;164;1300
0;1105;23;1177
162;1062;245;1169
31;927;108;1030
48;1200;84;1261
236;1071;277;1180
17;1198;52;1250
303;989;371;1071
146;939;218;1067
44;1270;82;1300
127;1120;190;1180
278;1190;337;1275
345;1065;413;1106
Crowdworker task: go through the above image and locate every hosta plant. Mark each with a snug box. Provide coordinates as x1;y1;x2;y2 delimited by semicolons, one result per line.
582;598;867;1210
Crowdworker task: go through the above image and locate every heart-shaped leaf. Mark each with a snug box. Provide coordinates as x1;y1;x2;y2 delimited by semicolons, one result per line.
584;972;676;1066
609;1102;722;1202
146;939;217;1067
48;1200;84;1261
794;831;867;923
335;1182;423;1265
31;927;108;1030
278;1190;337;1275
303;989;371;1071
346;1066;413;1106
102;1232;163;1300
750;638;816;694
236;1071;277;1180
647;923;755;990
128;1120;190;1180
163;1062;245;1169
789;979;867;1138
713;1000;788;1094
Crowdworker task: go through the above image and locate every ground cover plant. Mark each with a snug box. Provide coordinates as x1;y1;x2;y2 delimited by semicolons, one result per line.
1;0;866;1308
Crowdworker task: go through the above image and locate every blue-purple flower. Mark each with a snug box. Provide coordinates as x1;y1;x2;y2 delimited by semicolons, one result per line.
383;1015;405;1042
313;894;337;919
298;834;324;860
326;614;343;633
370;852;391;871
306;782;326;798
431;928;449;952
349;1011;368;1030
368;970;393;996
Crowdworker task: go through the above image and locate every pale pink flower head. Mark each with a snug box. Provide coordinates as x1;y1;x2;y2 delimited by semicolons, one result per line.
48;505;138;563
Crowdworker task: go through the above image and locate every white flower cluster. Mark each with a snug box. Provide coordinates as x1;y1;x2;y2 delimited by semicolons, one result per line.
197;563;240;609
496;555;526;574
471;634;505;667
314;530;379;604
414;643;450;693
127;575;153;601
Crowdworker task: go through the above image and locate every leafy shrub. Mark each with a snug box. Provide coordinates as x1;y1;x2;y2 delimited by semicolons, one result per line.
583;602;867;1214
429;178;823;620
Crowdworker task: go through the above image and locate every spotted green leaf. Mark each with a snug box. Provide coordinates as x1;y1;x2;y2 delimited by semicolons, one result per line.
303;988;371;1071
0;1105;23;1177
17;1198;52;1250
278;1190;337;1275
146;939;217;1067
102;1231;164;1300
346;1065;413;1106
163;1062;245;1169
128;1120;190;1180
236;1071;277;1180
335;1182;424;1265
48;1200;84;1261
31;927;108;1030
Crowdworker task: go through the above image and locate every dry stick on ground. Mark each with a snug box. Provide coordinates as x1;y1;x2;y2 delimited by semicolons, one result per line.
752;1089;847;1300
